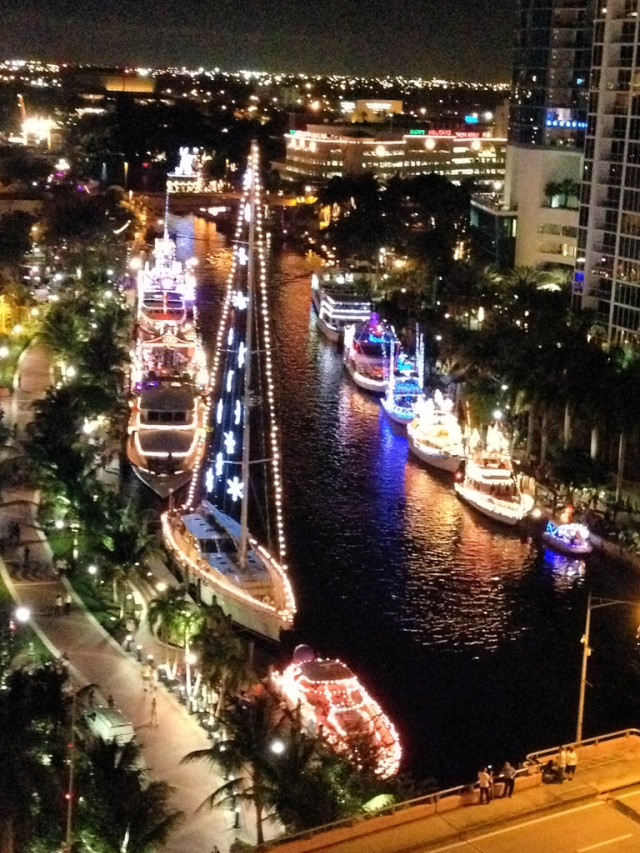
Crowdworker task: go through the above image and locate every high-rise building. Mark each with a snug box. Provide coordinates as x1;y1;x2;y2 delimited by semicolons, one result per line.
472;0;595;271
511;0;594;148
575;0;640;342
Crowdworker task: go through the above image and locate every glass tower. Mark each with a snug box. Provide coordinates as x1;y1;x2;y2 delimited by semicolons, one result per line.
575;0;640;340
511;0;596;147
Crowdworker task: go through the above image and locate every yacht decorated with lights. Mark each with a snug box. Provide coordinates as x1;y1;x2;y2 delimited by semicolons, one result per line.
127;226;206;497
271;645;401;777
343;314;398;394
454;426;534;526
162;145;296;641
311;269;372;343
407;390;464;473
381;331;426;426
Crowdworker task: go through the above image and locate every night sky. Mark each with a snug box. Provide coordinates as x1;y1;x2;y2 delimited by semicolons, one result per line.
4;0;514;80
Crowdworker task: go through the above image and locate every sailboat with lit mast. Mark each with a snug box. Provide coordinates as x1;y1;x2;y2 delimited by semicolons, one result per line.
162;144;296;641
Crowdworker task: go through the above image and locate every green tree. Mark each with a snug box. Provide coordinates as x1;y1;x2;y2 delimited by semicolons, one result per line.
182;692;286;845
78;739;182;853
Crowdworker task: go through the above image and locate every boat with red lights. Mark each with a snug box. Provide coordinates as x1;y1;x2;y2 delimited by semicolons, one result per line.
271;645;401;777
162;147;296;642
343;314;397;394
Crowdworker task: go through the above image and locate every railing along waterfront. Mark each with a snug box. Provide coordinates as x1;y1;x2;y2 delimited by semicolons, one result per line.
265;728;640;850
525;727;640;766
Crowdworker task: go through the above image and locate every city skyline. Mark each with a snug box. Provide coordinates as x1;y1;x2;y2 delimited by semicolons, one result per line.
3;0;515;80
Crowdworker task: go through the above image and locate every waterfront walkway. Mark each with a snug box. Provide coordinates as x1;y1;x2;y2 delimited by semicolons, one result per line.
268;732;640;853
0;341;264;853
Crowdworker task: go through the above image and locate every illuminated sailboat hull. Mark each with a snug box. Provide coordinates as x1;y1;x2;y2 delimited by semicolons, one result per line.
162;144;296;642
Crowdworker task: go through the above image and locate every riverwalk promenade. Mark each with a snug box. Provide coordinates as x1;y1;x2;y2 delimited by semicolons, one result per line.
0;341;268;853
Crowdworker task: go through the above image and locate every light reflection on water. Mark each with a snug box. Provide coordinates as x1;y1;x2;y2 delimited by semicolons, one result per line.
189;215;640;783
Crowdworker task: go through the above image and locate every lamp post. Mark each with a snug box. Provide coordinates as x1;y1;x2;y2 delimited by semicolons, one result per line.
576;592;638;743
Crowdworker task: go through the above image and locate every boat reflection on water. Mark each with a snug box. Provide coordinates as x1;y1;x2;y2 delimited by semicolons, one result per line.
542;548;586;579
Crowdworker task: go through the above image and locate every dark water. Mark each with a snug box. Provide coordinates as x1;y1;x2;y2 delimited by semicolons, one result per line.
187;216;640;787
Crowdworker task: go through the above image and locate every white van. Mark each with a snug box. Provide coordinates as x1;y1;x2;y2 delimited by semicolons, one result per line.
84;707;135;746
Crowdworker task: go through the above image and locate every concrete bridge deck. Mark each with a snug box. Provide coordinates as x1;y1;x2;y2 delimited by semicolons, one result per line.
267;731;640;853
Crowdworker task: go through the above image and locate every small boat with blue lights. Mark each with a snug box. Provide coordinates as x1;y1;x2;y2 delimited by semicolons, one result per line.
408;393;464;473
271;645;401;778
542;521;592;556
455;427;534;526
343;314;397;394
162;146;296;642
381;373;425;426
311;270;372;343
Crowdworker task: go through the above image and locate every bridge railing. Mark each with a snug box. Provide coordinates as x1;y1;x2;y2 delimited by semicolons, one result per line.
525;727;640;766
264;728;640;850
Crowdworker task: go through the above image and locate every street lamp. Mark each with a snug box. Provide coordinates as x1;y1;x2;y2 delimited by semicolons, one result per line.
576;592;639;742
14;606;31;623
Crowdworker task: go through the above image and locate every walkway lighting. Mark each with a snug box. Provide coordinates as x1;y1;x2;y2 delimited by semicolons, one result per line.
15;606;31;623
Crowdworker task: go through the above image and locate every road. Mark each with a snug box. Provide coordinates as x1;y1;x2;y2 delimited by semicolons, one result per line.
423;792;640;853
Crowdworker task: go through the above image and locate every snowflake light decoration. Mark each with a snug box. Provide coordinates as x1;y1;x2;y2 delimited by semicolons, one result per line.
223;431;236;455
215;452;224;477
226;476;244;502
232;291;248;311
205;467;214;493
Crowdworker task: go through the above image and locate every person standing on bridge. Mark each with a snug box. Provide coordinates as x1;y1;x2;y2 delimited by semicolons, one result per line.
566;746;577;780
501;762;516;798
478;768;492;804
557;746;567;781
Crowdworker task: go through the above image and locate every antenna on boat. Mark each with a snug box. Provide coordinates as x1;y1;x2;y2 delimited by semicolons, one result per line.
416;324;425;389
238;148;256;570
163;190;170;238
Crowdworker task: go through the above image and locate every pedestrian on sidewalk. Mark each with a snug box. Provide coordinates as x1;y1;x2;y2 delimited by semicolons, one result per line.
150;696;158;727
501;762;516;798
478;768;491;804
566;746;577;780
55;594;63;616
23;544;30;568
142;663;152;692
557;746;567;782
64;592;72;615
107;693;115;709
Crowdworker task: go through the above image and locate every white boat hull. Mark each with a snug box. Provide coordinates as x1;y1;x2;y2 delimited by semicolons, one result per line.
455;483;532;526
317;314;342;343
408;436;461;473
345;358;387;395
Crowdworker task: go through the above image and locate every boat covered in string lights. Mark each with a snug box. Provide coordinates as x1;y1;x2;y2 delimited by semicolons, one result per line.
343;314;397;394
454;426;534;526
542;521;592;556
407;390;464;473
311;269;372;343
271;645;401;777
126;231;206;497
381;330;426;426
162;145;296;642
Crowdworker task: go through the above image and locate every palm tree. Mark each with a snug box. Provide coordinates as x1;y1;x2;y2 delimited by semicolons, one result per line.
0;663;69;853
93;496;160;611
182;692;287;845
79;738;182;853
146;587;187;667
192;617;254;715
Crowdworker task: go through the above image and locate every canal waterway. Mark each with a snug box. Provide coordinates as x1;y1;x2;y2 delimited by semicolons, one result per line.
181;214;640;787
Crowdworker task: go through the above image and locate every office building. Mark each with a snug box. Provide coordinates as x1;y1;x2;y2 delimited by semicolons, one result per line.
273;125;506;190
